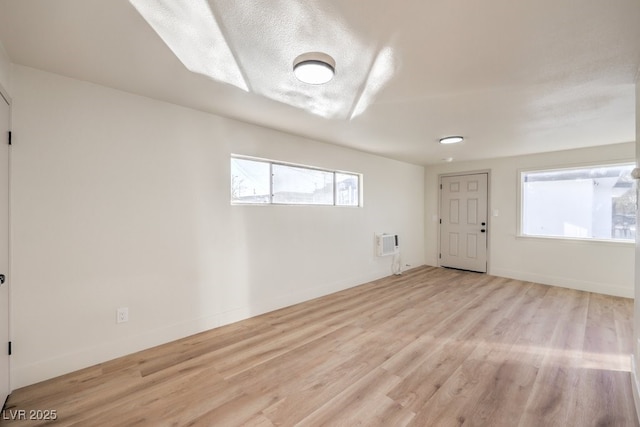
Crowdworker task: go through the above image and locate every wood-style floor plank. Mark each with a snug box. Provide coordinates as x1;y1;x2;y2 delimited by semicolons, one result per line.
2;266;637;426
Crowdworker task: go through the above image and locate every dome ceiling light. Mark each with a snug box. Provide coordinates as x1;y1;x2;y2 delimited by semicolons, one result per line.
439;136;464;144
293;52;336;85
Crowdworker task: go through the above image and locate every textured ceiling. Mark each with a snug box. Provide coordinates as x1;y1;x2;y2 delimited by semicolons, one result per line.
0;0;639;165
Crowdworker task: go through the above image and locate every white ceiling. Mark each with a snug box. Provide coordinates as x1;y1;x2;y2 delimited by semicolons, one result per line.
0;0;639;166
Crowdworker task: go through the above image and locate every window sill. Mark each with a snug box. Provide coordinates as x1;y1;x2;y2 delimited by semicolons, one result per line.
516;234;635;247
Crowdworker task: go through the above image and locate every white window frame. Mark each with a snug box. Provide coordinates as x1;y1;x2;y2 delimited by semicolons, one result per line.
230;154;362;207
517;160;636;244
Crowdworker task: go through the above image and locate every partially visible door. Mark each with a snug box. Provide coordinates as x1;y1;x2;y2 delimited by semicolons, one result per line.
0;90;10;404
440;173;488;273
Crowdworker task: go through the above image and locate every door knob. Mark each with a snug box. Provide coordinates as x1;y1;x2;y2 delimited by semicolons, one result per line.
481;229;486;233
0;274;4;285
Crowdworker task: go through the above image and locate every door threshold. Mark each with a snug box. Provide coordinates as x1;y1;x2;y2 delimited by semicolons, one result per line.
441;266;486;274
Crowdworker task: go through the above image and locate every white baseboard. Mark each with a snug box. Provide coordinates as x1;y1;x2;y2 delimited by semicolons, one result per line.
12;311;223;390
630;355;640;424
11;270;390;389
490;268;633;298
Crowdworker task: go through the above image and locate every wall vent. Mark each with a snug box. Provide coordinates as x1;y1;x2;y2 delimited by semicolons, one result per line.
376;233;399;257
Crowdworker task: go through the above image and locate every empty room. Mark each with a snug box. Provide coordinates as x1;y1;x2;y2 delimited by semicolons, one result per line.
0;0;640;425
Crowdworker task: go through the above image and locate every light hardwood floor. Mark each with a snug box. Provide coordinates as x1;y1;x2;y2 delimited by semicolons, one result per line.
1;266;637;426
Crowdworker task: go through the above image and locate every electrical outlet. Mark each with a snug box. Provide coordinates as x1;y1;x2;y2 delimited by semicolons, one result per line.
116;307;129;324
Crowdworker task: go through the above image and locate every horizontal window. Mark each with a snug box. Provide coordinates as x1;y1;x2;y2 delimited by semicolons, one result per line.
231;156;361;206
520;163;636;241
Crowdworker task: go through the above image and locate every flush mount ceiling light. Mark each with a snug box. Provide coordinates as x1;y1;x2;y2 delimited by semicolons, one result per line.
293;52;336;85
439;136;464;145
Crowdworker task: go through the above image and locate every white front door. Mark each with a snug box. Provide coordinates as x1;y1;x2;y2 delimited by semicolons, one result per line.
439;173;488;273
0;91;10;405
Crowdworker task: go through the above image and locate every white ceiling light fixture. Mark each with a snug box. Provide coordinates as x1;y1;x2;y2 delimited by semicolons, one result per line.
293;52;336;85
439;136;464;144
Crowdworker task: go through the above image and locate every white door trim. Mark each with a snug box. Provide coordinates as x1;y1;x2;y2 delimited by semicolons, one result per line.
0;81;11;405
438;170;491;273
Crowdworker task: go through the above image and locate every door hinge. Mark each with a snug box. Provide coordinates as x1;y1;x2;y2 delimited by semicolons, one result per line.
440;184;442;190
439;219;442;224
7;131;11;146
7;342;11;356
439;253;442;259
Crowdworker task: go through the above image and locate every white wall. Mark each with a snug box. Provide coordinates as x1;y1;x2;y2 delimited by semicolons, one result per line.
633;69;640;420
425;142;635;298
9;65;425;388
0;41;10;95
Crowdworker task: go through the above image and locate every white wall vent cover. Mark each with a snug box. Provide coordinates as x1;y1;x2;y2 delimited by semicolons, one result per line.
376;233;399;257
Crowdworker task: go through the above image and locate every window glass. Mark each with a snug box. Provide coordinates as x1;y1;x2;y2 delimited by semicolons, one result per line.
272;164;334;205
230;158;271;204
336;173;359;206
231;156;361;207
521;163;636;241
